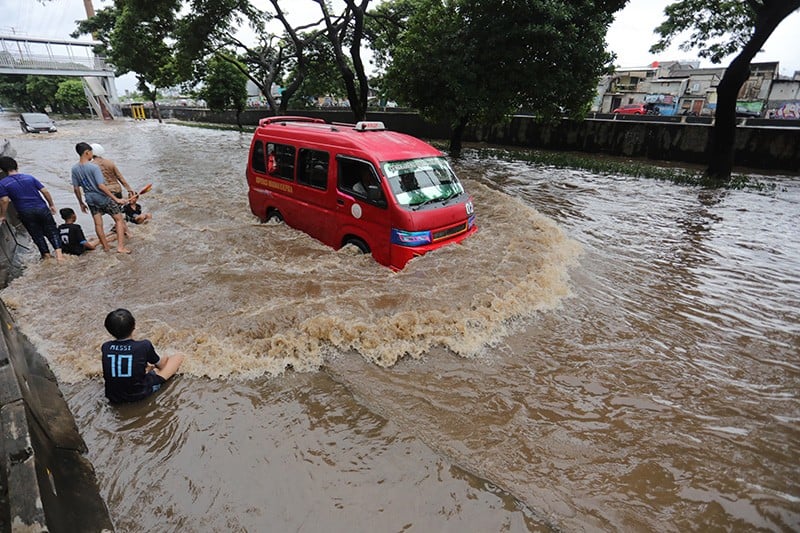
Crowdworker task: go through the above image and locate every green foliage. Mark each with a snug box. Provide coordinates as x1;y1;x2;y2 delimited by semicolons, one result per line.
283;35;347;107
26;76;65;111
0;76;32;110
55;79;88;112
372;0;624;142
200;55;248;114
650;1;756;63
73;0;182;104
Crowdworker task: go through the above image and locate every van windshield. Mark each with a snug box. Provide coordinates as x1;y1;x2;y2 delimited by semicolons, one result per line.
381;157;464;208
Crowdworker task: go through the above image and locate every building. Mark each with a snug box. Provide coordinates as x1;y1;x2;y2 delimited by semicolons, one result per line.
595;60;791;118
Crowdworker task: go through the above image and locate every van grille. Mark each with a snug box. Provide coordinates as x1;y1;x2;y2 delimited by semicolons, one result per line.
432;222;467;242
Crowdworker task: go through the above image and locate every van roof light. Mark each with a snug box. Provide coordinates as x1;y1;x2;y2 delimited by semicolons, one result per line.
354;121;386;132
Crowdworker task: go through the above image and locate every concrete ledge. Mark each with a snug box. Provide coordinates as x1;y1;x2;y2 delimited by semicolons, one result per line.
0;210;113;533
2;401;47;532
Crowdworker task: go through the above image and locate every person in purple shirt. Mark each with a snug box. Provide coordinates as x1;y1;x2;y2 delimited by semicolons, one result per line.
0;156;63;261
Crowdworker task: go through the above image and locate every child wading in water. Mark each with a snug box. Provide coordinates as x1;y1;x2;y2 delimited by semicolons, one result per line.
58;207;100;255
123;193;152;225
101;308;184;403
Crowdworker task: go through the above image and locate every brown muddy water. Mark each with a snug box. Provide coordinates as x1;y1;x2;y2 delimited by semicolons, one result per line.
0;115;798;532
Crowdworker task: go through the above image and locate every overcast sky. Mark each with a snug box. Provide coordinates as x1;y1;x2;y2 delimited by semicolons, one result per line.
1;0;799;94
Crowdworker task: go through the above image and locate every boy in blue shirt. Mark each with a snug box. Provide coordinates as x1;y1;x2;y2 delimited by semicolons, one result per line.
102;309;184;403
71;142;130;254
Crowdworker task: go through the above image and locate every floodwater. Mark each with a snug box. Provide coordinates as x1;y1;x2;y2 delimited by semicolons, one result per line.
0;114;798;532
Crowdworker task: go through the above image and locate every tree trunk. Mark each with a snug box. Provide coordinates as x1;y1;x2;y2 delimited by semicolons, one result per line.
448;116;469;156
151;98;163;123
706;0;800;184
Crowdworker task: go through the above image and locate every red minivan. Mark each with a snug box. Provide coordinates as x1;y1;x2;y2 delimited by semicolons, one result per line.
246;117;477;270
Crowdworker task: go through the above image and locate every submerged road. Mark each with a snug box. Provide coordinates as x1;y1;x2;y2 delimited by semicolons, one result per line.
0;114;798;531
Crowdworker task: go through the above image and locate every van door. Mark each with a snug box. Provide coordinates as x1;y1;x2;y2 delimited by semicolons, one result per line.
294;148;334;245
335;157;392;262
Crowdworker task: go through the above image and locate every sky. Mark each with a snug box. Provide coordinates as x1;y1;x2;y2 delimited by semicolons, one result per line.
1;0;799;94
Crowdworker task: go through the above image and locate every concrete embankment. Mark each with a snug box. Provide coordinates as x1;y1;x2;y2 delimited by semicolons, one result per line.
147;106;800;173
0;217;113;532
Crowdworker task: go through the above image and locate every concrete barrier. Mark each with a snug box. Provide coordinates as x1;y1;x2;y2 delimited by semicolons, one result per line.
141;106;800;172
0;199;113;532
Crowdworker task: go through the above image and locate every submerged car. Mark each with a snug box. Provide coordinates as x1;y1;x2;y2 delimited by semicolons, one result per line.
19;112;57;133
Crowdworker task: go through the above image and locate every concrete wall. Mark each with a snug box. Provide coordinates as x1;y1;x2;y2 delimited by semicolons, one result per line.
467;114;800;171
140;106;800;173
0;216;113;532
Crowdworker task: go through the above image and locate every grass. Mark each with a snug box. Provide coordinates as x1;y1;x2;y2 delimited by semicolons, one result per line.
171;120;256;133
441;143;778;191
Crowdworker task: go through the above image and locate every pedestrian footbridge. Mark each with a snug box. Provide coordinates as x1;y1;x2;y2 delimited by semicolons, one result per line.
0;34;120;118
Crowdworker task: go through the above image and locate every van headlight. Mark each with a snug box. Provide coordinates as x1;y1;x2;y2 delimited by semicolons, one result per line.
391;228;431;247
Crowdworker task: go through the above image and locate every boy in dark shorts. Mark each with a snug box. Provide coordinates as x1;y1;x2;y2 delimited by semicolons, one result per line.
101;308;184;403
58;207;99;255
123;193;152;225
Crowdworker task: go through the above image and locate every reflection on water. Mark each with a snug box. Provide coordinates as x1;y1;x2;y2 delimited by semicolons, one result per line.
1;116;798;531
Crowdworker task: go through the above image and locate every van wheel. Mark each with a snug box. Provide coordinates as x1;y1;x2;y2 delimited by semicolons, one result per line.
343;237;369;254
265;208;283;222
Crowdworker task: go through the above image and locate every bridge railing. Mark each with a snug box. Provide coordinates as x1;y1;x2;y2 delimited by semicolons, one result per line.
0;51;112;73
0;34;114;74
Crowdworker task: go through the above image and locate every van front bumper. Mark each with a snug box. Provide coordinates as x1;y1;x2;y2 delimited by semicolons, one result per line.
390;223;477;270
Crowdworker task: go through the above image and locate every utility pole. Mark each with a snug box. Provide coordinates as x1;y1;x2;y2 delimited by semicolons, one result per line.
80;0;113;120
83;0;95;18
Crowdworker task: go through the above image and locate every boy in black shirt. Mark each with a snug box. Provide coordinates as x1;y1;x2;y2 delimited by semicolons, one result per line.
123;193;152;225
101;308;184;403
58;207;99;255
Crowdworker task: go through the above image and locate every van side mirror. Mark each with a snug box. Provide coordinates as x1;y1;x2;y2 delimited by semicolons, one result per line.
367;184;386;206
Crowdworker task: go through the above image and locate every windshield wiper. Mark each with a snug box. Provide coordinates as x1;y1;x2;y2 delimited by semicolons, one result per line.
411;197;441;210
440;190;461;204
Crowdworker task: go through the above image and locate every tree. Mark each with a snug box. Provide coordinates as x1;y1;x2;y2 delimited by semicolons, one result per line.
372;0;626;154
651;0;800;184
73;0;183;122
282;34;348;108
313;0;372;120
176;0;331;114
55;79;89;115
0;75;33;110
200;54;249;129
26;75;65;112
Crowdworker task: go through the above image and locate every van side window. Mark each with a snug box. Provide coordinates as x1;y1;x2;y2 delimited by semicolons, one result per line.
272;143;296;181
251;140;266;173
337;157;385;206
297;149;329;190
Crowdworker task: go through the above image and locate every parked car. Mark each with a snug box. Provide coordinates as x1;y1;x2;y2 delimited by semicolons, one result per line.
612;103;648;115
19;112;57;133
735;106;761;118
